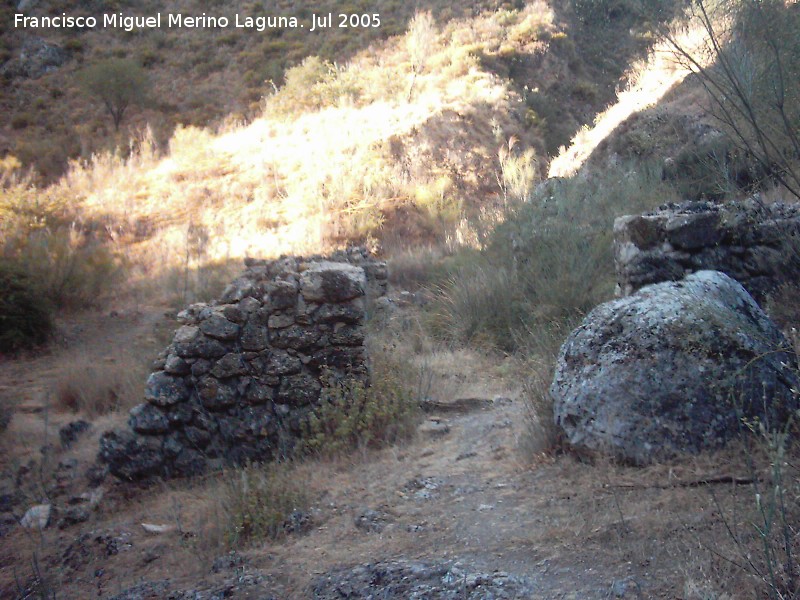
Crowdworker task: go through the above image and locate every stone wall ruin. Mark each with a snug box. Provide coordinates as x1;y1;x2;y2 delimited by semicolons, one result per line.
614;199;800;303
99;249;387;480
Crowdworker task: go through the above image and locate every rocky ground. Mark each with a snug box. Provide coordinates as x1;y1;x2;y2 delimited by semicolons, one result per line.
0;303;779;599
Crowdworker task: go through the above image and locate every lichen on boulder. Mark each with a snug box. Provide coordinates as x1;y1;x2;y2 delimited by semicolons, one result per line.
552;270;799;464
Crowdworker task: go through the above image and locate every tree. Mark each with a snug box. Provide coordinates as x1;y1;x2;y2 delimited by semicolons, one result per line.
666;0;800;200
78;58;149;131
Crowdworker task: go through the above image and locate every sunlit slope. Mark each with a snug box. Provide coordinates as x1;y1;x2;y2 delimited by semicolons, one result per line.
56;4;559;262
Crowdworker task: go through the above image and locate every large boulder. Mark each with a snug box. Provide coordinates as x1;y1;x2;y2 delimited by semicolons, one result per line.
552;270;799;464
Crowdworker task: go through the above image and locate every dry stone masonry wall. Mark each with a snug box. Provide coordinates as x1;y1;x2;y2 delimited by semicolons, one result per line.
614;199;800;302
99;249;387;480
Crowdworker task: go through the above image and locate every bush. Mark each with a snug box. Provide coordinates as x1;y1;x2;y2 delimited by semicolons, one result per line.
516;320;575;457
1;184;124;310
78;58;149;131
300;354;420;456
429;261;532;352
667;0;800;200
0;261;53;354
13;226;124;310
429;162;677;352
221;462;309;548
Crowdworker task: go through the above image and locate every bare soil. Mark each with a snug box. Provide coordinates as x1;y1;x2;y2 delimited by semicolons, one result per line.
0;306;784;599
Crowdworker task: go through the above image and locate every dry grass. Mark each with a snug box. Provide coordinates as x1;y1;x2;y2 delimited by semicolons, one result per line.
548;22;713;178
52;350;148;418
0;2;567;309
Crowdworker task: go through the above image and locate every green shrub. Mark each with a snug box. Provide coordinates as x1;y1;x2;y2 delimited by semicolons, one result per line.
11;113;32;130
300;357;420;456
516;320;575;457
265;56;363;116
430;162;677;352
429;261;532;351
0;260;53;354
221;462;309;548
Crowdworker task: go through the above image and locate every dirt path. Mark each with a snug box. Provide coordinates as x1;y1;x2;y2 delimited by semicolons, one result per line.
0;307;762;599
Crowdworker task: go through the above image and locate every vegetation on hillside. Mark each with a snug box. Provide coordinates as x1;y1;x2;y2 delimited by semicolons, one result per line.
2;0;800;595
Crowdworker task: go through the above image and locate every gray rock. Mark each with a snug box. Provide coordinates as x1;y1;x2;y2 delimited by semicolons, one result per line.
59;507;90;529
210;353;248;378
330;323;366;346
241;316;270;351
312;559;535;599
197;377;237;411
257;349;302;376
314;299;366;324
300;261;366;303
184;426;211;448
191;358;212;377
172;448;207;477
245;382;275;404
20;504;50;530
199;314;240;340
164;354;190;375
354;508;390;533
1;36;68;79
277;373;321;406
221;304;246;324
238;297;262;313
144;372;189;407
59;420;92;449
267;279;299;310
271;325;322;350
176;304;207;325
665;211;722;249
174;337;227;359
552;271;799;464
99;430;164;480
129;403;170;434
268;312;296;329
173;325;200;343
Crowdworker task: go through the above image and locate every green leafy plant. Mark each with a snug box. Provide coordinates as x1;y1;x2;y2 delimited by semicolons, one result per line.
301;365;419;457
78;58;150;131
0;260;53;354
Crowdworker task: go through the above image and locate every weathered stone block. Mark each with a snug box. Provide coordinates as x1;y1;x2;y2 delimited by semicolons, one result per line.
210;353;248;379
129;403;171;434
271;325;322;350
300;261;366;303
145;372;189;407
277;374;321;406
199;314;240;340
197;377;237;411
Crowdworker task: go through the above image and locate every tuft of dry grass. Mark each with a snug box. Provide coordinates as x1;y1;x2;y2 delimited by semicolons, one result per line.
53;352;146;417
515;320;575;458
216;461;311;549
